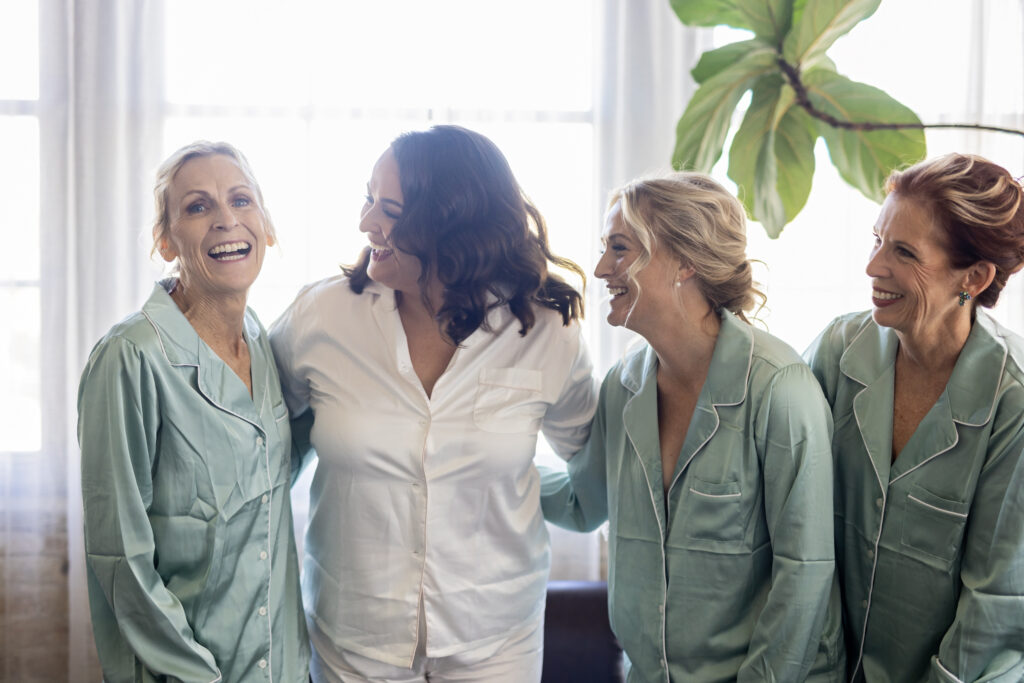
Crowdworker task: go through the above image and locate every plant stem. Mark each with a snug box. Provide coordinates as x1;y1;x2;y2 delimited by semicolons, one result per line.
777;58;1024;138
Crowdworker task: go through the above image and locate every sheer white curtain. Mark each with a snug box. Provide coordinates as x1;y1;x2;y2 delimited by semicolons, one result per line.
53;1;166;674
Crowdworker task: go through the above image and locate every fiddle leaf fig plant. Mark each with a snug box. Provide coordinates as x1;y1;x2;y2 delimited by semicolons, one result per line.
670;0;926;237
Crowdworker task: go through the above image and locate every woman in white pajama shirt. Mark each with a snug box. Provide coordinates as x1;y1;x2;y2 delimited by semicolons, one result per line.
270;125;598;682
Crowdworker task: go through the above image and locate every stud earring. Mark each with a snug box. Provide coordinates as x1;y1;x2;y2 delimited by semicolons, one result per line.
958;290;972;307
674;280;682;288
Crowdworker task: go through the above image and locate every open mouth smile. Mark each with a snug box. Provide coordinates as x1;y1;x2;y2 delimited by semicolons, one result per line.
208;241;252;261
872;288;903;307
369;241;394;261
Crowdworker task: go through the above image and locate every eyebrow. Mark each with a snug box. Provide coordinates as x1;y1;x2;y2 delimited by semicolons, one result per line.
181;185;253;201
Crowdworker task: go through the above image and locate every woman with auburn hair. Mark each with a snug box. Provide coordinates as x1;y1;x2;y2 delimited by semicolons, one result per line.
270;125;597;682
543;171;844;681
804;153;1024;681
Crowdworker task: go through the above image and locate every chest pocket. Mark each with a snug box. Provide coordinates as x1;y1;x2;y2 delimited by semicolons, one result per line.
899;484;969;569
678;477;748;553
473;367;545;434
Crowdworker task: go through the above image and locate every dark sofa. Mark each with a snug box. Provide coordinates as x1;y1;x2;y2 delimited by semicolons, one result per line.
542;581;624;682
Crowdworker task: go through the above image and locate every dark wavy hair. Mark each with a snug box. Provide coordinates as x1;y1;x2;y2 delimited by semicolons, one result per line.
343;125;584;344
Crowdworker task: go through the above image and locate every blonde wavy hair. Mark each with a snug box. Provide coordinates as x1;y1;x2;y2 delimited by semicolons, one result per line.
609;171;765;322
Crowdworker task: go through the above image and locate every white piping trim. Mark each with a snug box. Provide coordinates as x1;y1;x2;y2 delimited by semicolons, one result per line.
907;494;968;519
688;488;741;499
142;310;173;363
623;410;669;682
935;657;964;682
890;429;960;484
263;423;274;683
850;496;887;682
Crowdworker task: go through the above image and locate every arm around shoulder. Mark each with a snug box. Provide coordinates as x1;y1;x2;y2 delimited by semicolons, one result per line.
540;372;612;533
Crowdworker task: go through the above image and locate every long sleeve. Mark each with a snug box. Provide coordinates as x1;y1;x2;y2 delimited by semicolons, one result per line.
540;377;609;533
931;423;1024;682
739;363;838;683
538;321;598;458
79;337;221;683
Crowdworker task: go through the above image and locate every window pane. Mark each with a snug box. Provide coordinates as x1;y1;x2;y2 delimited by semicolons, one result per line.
165;1;310;105
165;0;593;111
0;117;39;281
0;1;38;100
0;286;40;452
308;0;593;110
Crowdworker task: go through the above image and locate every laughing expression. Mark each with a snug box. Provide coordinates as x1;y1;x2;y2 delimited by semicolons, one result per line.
161;154;273;300
359;147;425;295
594;200;682;334
867;193;967;336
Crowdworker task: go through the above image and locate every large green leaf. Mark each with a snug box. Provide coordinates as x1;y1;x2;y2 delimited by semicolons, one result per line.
728;76;817;237
783;0;881;68
670;0;754;31
670;0;793;42
803;69;926;202
673;46;778;173
692;39;770;84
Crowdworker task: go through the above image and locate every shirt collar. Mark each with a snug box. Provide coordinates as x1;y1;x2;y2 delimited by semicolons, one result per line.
141;278;263;366
619;308;753;407
839;311;1007;427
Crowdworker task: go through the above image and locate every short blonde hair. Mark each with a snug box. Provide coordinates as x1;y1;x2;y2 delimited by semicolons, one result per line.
150;140;275;257
609;171;765;321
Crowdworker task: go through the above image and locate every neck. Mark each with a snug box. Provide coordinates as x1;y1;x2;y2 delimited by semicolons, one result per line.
896;310;973;373
396;280;445;323
171;280;248;355
643;297;720;392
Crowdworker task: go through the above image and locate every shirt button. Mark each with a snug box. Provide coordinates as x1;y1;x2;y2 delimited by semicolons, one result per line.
259;606;267;616
657;604;664;614
258;658;267;669
262;494;269;504
256;436;265;447
867;549;874;559
875;497;883;508
861;599;869;609
259;550;268;560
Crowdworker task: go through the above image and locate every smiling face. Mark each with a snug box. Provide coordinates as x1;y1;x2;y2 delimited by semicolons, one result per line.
359;147;426;295
867;193;968;335
594;200;682;334
160;153;273;300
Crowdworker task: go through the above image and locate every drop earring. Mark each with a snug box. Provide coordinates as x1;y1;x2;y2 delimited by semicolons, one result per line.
958;290;972;307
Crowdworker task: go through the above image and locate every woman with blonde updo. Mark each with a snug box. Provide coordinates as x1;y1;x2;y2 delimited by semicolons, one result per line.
543;172;844;682
804;153;1024;682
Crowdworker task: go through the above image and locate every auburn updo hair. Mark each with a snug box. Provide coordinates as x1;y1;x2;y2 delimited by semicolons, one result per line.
886;153;1024;308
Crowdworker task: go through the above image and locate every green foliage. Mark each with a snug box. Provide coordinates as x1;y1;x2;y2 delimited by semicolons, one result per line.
670;0;926;237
